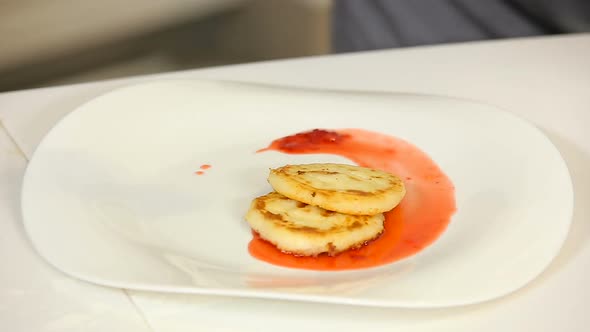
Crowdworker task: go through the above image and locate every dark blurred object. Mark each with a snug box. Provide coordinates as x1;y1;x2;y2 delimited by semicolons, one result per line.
332;0;590;52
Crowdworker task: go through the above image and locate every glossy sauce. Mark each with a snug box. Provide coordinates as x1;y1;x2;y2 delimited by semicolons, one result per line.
252;129;456;271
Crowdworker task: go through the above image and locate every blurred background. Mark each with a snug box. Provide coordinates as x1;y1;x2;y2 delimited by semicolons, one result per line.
1;0;588;92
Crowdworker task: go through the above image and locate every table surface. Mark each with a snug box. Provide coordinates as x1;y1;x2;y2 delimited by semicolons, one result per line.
1;33;588;332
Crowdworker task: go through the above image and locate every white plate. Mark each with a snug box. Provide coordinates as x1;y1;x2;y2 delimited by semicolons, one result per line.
21;79;573;308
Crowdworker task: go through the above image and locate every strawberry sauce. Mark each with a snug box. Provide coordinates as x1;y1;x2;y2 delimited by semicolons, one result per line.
252;129;456;271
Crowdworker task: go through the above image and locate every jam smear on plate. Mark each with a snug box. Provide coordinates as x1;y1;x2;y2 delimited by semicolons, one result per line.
195;164;212;175
252;128;456;271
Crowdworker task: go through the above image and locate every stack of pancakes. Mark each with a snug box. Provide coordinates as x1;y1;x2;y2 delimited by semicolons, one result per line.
245;163;406;256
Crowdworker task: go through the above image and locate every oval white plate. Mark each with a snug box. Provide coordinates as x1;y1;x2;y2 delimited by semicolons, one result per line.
21;79;573;308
